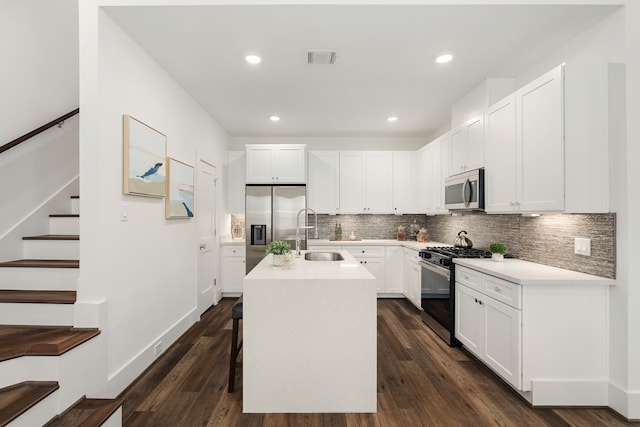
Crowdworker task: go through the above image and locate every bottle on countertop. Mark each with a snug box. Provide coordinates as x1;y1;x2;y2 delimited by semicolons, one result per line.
335;223;342;241
397;225;407;241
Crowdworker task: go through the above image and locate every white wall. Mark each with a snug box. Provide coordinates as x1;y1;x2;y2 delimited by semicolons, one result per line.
0;0;78;144
78;5;229;395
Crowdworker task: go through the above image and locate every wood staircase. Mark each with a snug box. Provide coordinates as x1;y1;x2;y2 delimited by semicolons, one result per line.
0;195;122;426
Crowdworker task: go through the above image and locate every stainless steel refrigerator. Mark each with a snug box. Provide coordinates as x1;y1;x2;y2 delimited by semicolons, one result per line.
245;185;307;273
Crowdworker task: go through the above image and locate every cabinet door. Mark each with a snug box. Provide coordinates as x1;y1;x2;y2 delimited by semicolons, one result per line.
393;152;414;214
357;257;386;293
430;138;444;214
455;283;483;356
517;65;564;212
415;147;430;213
485;95;518;212
246;146;274;184
222;256;246;294
483;296;522;389
339;152;366;214
466;116;485;170
226;151;246;214
405;260;421;309
365;152;394;214
308;151;339;214
275;145;306;183
449;125;467;176
384;246;403;293
423;145;435;213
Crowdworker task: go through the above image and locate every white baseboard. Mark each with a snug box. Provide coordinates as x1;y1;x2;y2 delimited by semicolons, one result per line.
530;379;608;406
105;307;199;397
609;381;640;420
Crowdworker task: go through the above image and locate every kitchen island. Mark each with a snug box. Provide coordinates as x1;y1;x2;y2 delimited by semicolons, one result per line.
242;250;377;413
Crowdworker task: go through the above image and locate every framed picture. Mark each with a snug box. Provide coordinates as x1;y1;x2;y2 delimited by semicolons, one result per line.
166;157;195;219
123;115;167;198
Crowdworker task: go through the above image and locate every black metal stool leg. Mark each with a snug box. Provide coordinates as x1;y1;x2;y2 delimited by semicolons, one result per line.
228;317;240;392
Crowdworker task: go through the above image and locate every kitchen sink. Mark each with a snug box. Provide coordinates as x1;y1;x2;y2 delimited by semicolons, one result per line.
304;252;344;261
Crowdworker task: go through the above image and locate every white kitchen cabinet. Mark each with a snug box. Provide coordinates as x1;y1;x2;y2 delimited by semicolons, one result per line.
517;65;564;212
339;152;393;214
449;116;484;176
415;146;430;213
383;245;404;294
307;151;340;214
245;144;307;184
456;282;522;389
392;152;414;214
226;151;246;214
485;95;518;212
403;248;421;309
222;246;246;295
454;261;610;405
485;65;564;213
344;246;386;293
416;134;449;215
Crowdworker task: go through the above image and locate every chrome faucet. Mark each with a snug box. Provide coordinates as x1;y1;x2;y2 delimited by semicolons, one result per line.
295;208;318;257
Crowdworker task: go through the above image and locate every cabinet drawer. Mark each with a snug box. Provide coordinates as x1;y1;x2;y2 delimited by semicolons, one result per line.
222;246;246;257
344;246;385;258
483;275;521;309
455;265;482;292
404;248;421;264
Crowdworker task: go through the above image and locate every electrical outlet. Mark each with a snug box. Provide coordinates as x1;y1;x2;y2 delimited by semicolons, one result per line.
574;237;591;256
154;341;163;356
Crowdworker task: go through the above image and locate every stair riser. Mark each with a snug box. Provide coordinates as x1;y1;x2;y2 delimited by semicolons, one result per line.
0;357;58;390
22;240;79;260
70;198;80;215
7;335;106;427
0;303;74;326
0;268;78;291
49;218;79;235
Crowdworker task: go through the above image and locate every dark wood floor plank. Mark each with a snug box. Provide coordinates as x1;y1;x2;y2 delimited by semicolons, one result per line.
119;298;635;427
0;326;99;361
0;381;59;426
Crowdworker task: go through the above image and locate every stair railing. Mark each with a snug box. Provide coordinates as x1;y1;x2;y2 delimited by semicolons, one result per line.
0;108;79;155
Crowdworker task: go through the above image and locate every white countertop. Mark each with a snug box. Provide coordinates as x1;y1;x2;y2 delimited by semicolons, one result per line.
244;250;375;281
308;238;450;251
221;236;244;245
453;258;615;286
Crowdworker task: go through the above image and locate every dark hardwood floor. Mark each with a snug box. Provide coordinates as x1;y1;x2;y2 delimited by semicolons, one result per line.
119;298;634;426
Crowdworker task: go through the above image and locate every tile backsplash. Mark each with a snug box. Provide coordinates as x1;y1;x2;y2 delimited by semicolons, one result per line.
313;212;616;279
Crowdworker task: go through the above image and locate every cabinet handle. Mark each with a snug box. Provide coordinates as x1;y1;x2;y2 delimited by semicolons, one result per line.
474;298;478;303
494;286;501;293
478;300;483;305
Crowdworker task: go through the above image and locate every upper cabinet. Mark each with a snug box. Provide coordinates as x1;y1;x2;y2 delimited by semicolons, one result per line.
226;151;246;214
308;151;340;214
245;144;307;184
486;66;564;212
416;133;449;215
392;151;415;214
449;116;485;176
339;151;394;214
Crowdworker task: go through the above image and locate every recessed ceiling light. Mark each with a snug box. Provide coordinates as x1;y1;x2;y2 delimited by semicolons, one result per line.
245;54;261;65
269;116;280;122
387;116;398;122
435;54;453;64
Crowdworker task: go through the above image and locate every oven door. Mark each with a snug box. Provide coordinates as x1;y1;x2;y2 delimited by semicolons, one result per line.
420;260;453;341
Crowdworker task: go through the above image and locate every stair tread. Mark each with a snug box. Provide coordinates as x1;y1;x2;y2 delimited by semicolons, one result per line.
49;214;79;218
0;260;79;268
0;290;76;304
45;397;123;427
0;325;100;362
22;235;79;241
0;381;59;426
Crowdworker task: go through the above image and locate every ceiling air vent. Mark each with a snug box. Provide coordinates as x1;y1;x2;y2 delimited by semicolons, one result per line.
307;50;338;65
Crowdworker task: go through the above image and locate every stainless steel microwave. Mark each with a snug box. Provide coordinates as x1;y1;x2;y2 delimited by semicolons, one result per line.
444;168;485;211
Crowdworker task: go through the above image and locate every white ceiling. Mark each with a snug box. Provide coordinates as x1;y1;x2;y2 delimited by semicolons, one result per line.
105;4;616;138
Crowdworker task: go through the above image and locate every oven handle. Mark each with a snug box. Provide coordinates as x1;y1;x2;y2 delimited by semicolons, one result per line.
462;178;471;207
420;260;451;280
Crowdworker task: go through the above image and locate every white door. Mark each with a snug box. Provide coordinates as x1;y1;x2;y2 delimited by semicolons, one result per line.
197;155;217;316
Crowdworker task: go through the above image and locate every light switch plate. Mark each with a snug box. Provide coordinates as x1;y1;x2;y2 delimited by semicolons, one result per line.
574;237;591;256
120;204;128;221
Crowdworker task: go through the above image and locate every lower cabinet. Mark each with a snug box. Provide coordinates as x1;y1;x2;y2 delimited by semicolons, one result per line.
455;281;521;389
403;248;421;309
344;246;387;293
222;246;245;295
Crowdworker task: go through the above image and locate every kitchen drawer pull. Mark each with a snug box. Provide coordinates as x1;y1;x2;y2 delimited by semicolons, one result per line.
494;286;501;293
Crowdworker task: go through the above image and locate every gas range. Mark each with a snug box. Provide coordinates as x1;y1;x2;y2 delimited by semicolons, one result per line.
419;246;494;268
